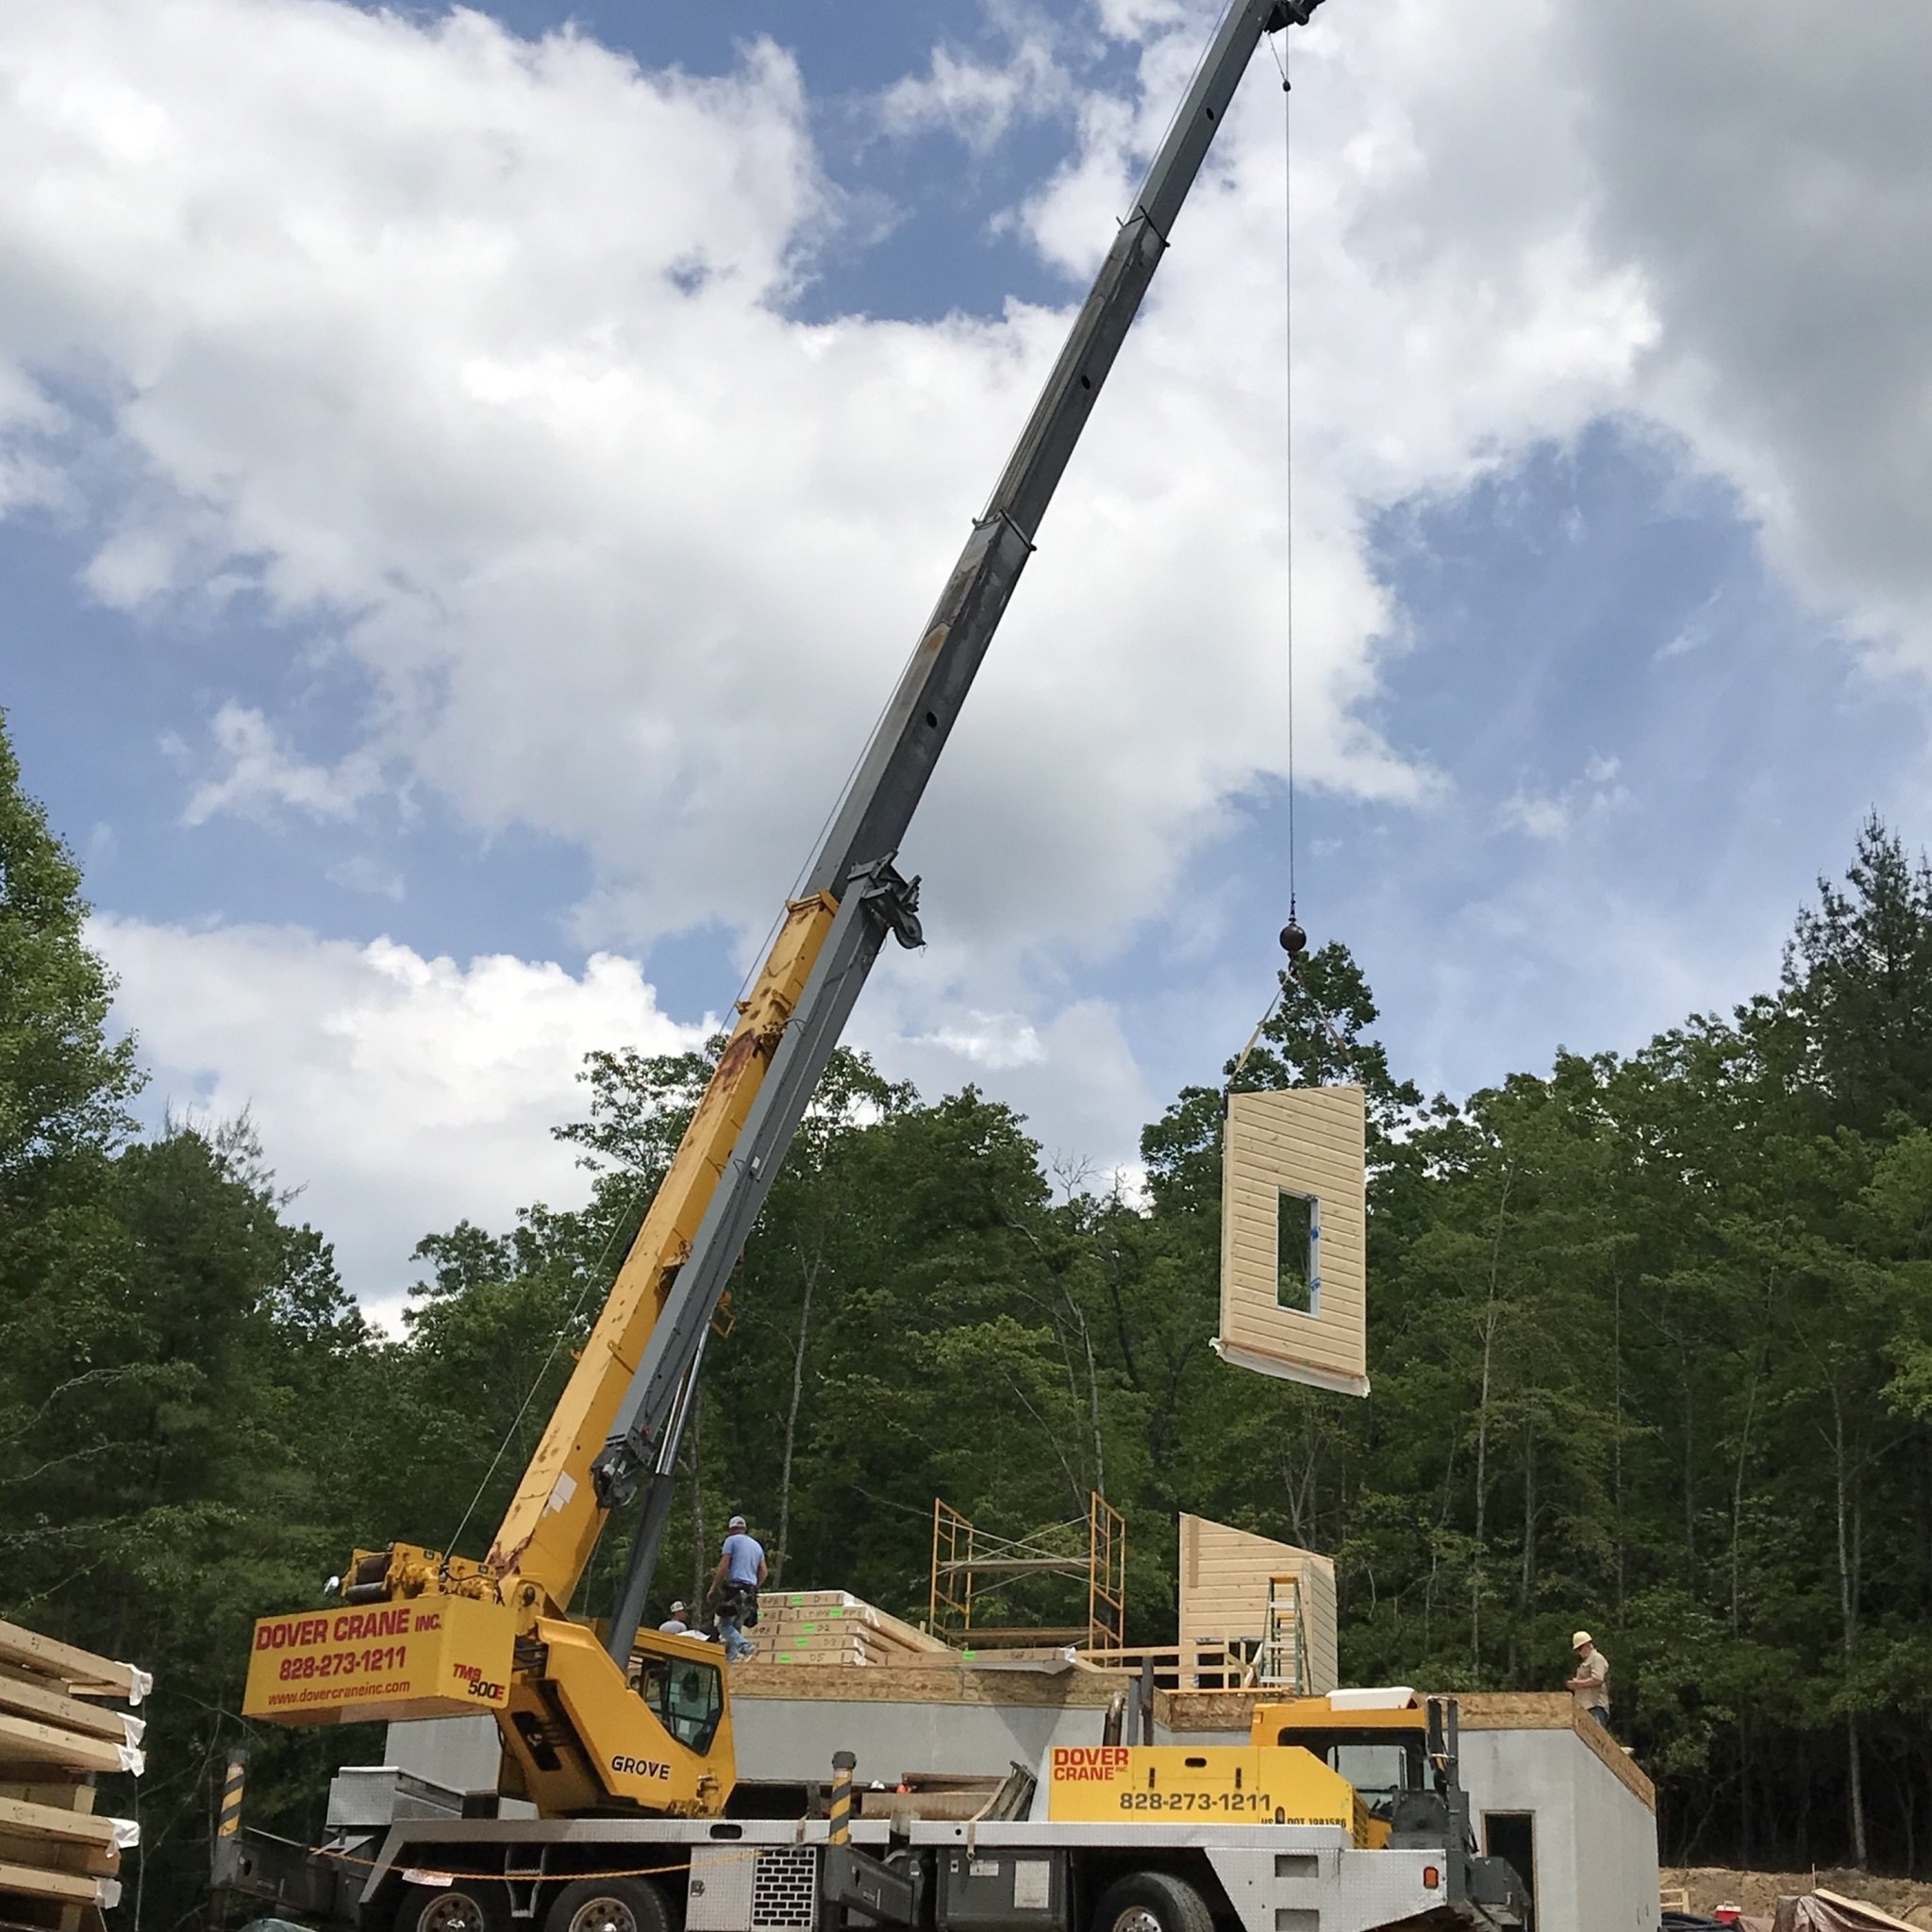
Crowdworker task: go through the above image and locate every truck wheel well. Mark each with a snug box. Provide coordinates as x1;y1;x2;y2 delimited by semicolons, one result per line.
1077;1855;1234;1932
368;1849;689;1932
541;1874;675;1932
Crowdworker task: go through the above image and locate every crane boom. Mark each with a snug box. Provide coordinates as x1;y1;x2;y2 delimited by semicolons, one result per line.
242;0;1329;1822
585;0;1326;1665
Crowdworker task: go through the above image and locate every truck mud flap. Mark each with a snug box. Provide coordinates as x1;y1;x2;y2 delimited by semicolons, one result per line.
211;1824;347;1923
820;1844;920;1930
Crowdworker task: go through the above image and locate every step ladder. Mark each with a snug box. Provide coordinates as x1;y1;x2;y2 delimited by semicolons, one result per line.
1257;1573;1308;1692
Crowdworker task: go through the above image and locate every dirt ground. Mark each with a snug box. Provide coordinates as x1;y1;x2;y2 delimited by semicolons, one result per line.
1663;1870;1932;1925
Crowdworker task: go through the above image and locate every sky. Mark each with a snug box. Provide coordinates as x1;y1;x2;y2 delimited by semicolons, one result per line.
4;0;1930;1314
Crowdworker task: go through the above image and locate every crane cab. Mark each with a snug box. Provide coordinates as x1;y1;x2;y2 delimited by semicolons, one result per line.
494;1617;736;1816
1249;1690;1440;1849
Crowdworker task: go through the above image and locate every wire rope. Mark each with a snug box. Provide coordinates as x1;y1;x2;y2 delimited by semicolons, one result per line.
442;1194;640;1564
1269;29;1298;933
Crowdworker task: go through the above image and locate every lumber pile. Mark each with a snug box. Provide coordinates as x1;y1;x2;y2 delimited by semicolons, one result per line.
757;1591;951;1668
0;1618;150;1930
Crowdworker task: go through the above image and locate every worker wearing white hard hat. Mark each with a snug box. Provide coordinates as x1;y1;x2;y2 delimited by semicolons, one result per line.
710;1514;768;1662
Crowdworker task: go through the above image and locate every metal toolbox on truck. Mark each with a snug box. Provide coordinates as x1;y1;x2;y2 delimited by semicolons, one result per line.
937;1848;1068;1932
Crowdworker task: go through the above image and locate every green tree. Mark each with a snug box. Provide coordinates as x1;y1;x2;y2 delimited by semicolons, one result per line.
1785;814;1932;1136
0;710;140;1194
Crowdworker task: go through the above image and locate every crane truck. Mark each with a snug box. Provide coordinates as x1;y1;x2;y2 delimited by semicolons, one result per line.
217;8;1532;1932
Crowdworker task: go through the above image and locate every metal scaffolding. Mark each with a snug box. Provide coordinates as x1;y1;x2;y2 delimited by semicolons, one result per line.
928;1493;1127;1652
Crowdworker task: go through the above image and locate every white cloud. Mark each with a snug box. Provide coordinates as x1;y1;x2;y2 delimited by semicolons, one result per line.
869;979;1156;1182
0;364;70;513
0;0;1649;989
1498;791;1569;842
89;915;1157;1305
903;1010;1047;1071
876;13;1075;157
92;916;713;1312
9;0;1932;1270
326;853;406;900
1560;0;1932;660
183;703;380;825
1498;753;1629;841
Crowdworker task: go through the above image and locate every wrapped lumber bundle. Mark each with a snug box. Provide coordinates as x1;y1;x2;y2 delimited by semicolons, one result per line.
757;1591;950;1668
0;1619;150;1931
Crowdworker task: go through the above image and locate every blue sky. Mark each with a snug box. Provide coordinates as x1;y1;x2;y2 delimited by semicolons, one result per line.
4;0;1928;1307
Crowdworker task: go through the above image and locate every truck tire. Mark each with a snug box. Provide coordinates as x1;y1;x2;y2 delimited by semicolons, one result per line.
543;1876;673;1932
1091;1872;1214;1932
395;1882;507;1932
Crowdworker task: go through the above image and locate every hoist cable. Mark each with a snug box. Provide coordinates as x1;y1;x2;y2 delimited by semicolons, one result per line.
1275;40;1298;928
1230;30;1356;1104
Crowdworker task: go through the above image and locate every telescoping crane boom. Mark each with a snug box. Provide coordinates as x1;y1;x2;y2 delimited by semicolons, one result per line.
242;0;1330;1822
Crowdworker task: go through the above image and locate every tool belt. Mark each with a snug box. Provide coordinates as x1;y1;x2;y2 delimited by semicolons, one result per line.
718;1582;760;1627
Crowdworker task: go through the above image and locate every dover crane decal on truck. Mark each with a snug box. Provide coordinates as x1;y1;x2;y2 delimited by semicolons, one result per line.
1045;1744;1370;1838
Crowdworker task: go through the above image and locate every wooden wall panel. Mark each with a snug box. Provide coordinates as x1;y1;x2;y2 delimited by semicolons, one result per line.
1298;1553;1338;1695
1216;1086;1369;1395
1176;1514;1338;1695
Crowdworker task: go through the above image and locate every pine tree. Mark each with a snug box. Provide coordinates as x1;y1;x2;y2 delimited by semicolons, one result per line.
1784;813;1932;1136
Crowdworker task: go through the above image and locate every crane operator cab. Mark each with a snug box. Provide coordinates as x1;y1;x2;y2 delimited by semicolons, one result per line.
629;1636;725;1758
491;1615;738;1815
1252;1689;1446;1846
1251;1690;1527;1925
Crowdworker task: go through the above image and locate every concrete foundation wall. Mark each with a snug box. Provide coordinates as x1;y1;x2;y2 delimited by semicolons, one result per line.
387;1697;1127;1797
1457;1728;1658;1932
732;1696;1114;1787
387;1713;498;1791
1157;1712;1657;1932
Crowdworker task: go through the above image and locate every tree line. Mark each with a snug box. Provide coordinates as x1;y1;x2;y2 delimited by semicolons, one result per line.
6;708;1932;1925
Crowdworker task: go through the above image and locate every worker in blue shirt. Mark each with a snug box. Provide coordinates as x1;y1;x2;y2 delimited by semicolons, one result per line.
708;1514;767;1662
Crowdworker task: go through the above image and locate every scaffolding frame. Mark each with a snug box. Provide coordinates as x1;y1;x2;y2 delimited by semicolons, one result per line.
928;1492;1127;1651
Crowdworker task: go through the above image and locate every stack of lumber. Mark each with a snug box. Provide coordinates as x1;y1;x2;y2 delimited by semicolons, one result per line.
0;1618;150;1930
757;1591;951;1668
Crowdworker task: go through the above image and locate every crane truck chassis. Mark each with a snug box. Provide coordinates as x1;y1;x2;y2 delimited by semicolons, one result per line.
215;1699;1525;1932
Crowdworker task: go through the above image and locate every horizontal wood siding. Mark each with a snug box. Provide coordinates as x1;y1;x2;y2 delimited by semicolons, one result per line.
1300;1557;1339;1694
1177;1514;1338;1694
1219;1088;1367;1384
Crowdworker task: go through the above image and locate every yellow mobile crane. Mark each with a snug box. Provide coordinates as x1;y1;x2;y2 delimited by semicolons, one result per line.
242;0;1337;1826
221;14;1555;1930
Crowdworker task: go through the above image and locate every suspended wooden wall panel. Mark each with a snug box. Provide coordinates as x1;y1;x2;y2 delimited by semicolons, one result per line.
1216;1085;1369;1396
